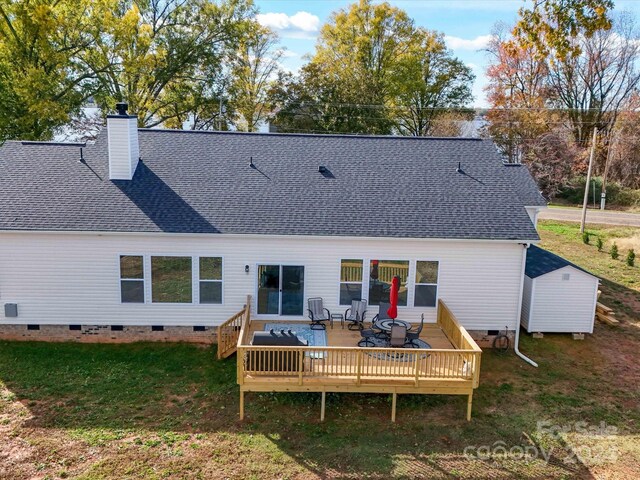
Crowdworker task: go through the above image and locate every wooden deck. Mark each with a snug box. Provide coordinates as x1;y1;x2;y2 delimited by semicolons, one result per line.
218;298;482;422
248;321;456;349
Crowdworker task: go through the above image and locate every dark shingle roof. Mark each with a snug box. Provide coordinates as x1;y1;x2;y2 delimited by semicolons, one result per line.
502;164;547;206
526;245;596;278
0;129;541;240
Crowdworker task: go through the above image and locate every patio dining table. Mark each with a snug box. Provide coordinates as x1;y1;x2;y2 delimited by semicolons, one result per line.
373;319;412;332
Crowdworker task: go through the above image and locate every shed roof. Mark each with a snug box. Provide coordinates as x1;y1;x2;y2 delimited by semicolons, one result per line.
525;245;597;279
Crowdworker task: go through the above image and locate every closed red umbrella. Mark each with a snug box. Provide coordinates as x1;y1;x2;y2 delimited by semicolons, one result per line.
387;275;399;320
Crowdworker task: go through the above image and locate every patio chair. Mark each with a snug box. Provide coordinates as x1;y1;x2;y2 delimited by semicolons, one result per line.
388;325;408;348
307;297;331;330
345;299;367;331
372;301;392;338
357;328;376;347
405;314;425;348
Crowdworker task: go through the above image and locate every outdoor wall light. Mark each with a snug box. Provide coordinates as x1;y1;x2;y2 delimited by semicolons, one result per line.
245;265;250;273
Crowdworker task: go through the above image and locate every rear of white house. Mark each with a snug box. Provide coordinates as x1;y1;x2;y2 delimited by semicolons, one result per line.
0;231;526;332
0;105;547;342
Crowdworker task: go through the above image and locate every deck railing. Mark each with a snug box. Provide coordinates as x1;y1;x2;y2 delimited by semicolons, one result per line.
238;345;480;386
236;299;481;388
436;299;482;387
217;295;252;359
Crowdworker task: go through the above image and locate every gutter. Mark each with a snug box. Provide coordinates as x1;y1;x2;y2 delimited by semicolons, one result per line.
515;243;538;367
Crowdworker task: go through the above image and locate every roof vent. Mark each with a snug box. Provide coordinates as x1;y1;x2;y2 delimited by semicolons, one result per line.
318;165;328;173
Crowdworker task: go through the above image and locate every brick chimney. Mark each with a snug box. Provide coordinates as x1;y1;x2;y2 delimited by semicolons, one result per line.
107;102;139;180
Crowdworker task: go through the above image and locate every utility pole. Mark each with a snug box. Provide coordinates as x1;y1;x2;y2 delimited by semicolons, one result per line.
581;127;598;234
600;130;615;210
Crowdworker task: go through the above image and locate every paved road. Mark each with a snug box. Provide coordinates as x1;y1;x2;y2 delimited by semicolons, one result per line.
539;207;640;227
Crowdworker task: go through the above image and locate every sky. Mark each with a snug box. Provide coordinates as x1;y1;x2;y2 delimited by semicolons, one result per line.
253;0;640;107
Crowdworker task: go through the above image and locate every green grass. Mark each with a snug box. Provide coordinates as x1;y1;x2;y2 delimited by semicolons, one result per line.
0;222;639;478
538;221;640;320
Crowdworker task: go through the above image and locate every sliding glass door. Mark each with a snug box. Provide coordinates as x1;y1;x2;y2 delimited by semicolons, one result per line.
257;265;304;316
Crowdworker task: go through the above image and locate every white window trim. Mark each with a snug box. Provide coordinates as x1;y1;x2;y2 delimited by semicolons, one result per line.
118;254;145;304
366;258;412;308
253;263;307;318
198;256;224;305
414;260;440;308
118;254;225;306
338;258;365;306
150;255;195;305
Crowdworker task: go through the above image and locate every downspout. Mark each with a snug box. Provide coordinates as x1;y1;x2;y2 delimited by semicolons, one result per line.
515;243;538;367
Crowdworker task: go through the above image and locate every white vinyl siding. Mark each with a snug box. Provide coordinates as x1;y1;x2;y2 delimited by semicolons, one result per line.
521;266;598;334
0;232;525;330
107;116;139;180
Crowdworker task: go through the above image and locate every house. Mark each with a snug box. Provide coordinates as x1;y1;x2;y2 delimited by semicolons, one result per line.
0;104;553;420
521;245;599;335
0;104;547;344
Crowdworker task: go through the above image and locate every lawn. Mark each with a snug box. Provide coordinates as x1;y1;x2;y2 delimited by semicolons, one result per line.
0;221;638;479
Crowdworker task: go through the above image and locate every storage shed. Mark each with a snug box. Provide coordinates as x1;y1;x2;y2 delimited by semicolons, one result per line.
521;245;599;334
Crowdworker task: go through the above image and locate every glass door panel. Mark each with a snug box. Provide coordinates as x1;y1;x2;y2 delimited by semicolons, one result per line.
281;266;304;316
257;265;280;315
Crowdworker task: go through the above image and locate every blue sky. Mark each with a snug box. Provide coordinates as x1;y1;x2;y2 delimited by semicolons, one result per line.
254;0;640;107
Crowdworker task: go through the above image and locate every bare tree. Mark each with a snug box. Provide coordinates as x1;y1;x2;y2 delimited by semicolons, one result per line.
548;12;640;145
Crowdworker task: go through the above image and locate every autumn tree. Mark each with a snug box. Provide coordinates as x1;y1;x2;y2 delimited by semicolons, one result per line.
300;0;416;134
0;0;103;140
484;24;557;163
272;0;474;136
514;0;614;60
391;29;474;136
84;0;255;128
227;25;284;132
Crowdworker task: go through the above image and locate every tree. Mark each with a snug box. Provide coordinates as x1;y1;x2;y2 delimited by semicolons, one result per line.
83;0;255;128
271;0;474;136
514;0;614;60
0;0;102;140
227;25;283;132
391;29;474;136
547;13;640;145
523;131;580;197
484;24;557;163
301;0;416;134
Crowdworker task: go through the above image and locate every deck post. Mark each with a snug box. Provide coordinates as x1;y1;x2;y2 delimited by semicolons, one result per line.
240;390;245;421
391;392;397;422
466;392;473;421
320;390;326;422
356;350;362;386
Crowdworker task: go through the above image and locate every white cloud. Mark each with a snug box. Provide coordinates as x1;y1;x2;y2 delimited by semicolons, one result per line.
256;11;320;39
445;34;493;51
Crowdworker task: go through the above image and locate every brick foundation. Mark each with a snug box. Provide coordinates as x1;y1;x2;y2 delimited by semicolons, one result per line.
0;324;217;344
0;324;513;348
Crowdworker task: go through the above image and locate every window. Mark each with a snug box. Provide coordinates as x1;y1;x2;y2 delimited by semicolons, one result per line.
120;255;145;303
339;259;363;305
151;256;192;303
199;257;223;304
368;260;409;306
414;261;439;307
